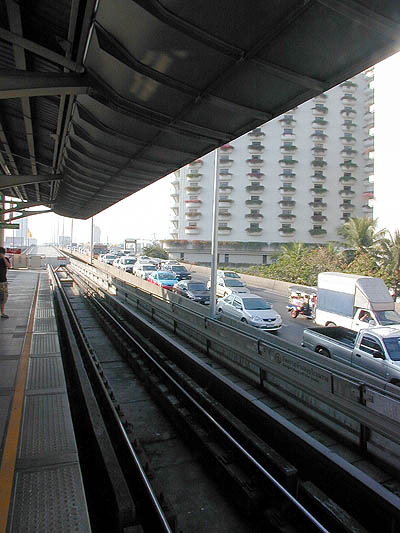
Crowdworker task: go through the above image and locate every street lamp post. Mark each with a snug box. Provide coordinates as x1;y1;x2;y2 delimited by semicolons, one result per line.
209;148;220;319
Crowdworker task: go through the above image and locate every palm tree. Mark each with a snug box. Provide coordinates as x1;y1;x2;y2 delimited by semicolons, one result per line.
337;217;387;255
380;230;400;299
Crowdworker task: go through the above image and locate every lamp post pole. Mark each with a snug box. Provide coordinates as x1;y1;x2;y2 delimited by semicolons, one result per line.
90;217;94;264
209;148;220;319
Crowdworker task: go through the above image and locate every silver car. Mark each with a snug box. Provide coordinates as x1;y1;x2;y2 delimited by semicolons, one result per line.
217;293;282;332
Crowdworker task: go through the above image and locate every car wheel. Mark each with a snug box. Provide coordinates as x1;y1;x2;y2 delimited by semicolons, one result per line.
326;322;336;327
218;308;223;313
241;318;248;324
317;347;331;358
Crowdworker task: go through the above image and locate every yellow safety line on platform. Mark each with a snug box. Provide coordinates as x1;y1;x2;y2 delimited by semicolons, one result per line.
0;273;40;532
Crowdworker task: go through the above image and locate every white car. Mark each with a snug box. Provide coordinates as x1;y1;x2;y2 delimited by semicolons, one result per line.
217;294;282;332
212;277;249;298
119;257;136;273
112;257;121;268
133;263;156;280
217;270;241;280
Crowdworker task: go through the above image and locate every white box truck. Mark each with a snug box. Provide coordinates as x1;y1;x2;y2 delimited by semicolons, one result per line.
315;272;400;332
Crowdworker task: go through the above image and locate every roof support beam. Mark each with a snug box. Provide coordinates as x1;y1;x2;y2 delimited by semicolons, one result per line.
0;70;93;100
0;201;42;215
0;175;62;190
0;27;84;72
9;209;52;221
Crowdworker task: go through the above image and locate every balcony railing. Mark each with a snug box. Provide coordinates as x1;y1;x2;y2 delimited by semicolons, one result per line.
185;186;201;192
219;171;232;179
280;145;297;152
187;172;202;181
310;133;327;140
341;95;357;104
311;146;327;154
248;129;265;138
340;81;358;91
362;191;374;200
279;172;295;181
185;199;202;204
341;149;357;158
279;117;296;126
312;105;328;115
278;214;296;220
248;144;265;153
185;212;201;219
279;158;298;166
245;227;263;233
279;200;296;207
340;161;358;169
281;133;296;141
218;198;234;204
311;175;327;183
245;213;264;219
339;175;356;182
246;185;264;193
340;135;356;144
313;93;328;101
189;159;203;168
219;158;234;167
310;187;328;195
312;119;328;129
220;144;234;152
311;159;327;167
279;227;296;234
247;172;265;179
218;211;232;218
184;226;201;234
279;186;296;193
247;158;264;165
309;201;327;208
219;185;233;191
342;122;357;131
341;109;357;118
311;215;327;222
309;229;327;236
245;199;263;205
218;226;232;232
340;203;355;209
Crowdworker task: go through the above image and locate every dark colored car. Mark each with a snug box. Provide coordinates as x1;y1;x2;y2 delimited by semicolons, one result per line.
165;264;192;280
173;281;210;304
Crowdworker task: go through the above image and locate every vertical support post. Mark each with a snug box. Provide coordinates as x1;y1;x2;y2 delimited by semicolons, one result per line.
90;217;94;264
209;148;220;319
71;218;74;248
0;194;4;248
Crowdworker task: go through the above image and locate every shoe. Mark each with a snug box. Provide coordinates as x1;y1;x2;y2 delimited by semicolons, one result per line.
1;314;9;318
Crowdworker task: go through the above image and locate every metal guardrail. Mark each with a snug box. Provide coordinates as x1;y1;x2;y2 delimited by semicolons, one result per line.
68;256;400;472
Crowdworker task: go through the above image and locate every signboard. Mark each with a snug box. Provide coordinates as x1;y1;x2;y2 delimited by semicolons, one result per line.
6;248;21;254
0;223;20;229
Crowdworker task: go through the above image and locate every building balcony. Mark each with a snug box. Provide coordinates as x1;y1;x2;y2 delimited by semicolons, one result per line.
311;159;327;168
280;145;297;153
218;226;232;235
246;185;264;193
313;93;328;101
310;187;328;196
342;122;357;132
279;172;296;181
339;175;356;183
279;186;296;193
279;158;298;167
170;191;179;199
218;199;234;208
281;132;296;141
341;95;357;105
171;206;179;215
310;132;327;141
312;106;328;116
219;158;234;167
248;144;265;153
311;174;327;183
309;229;327;236
341;109;357;118
220;144;234;153
364;111;374;125
364;135;374;148
219;185;234;192
279;200;296;207
245;213;264;220
362;204;373;213
248;128;265;138
364;161;374;172
278;213;296;220
247;158;264;166
185;199;202;206
364;86;374;99
171;219;179;229
170;175;180;185
189;159;203;169
340;135;356;144
311;146;327;155
340;161;358;169
184;226;201;235
218;211;232;219
340;203;355;210
279;117;296;126
247;172;264;180
341;148;357;158
311;215;327;222
312;118;328;128
279;227;296;235
340;80;358;92
339;189;355;197
245;199;263;206
185;211;201;220
362;191;374;201
309;201;327;209
170;231;178;239
185;185;201;193
187;172;202;181
218;171;232;180
245;227;263;234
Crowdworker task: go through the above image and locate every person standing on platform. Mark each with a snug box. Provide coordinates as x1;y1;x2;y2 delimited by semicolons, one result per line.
0;247;11;318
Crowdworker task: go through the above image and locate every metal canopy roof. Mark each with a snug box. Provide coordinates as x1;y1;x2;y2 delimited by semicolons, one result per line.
0;0;399;219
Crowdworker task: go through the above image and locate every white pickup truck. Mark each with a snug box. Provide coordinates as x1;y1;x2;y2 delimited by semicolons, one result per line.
302;325;400;385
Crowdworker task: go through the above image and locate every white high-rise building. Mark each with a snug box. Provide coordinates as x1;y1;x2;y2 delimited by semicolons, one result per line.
164;70;374;264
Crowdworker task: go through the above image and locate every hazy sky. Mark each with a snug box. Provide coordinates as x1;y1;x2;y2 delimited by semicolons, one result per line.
5;51;400;245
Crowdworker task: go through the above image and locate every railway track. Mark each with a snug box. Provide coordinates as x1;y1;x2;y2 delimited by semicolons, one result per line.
51;265;400;532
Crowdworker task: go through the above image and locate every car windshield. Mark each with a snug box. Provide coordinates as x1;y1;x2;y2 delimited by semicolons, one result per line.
158;272;176;280
225;272;239;278
383;337;400;361
106;255;117;259
125;259;135;264
374;310;400;326
225;279;245;287
242;298;272;310
187;283;207;291
143;265;154;271
172;266;187;272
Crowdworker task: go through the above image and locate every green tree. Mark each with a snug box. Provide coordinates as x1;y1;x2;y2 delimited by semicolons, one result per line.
142;244;168;259
337;217;387;259
379;230;400;297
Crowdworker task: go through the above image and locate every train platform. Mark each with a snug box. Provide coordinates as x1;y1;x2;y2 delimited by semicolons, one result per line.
0;269;91;532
